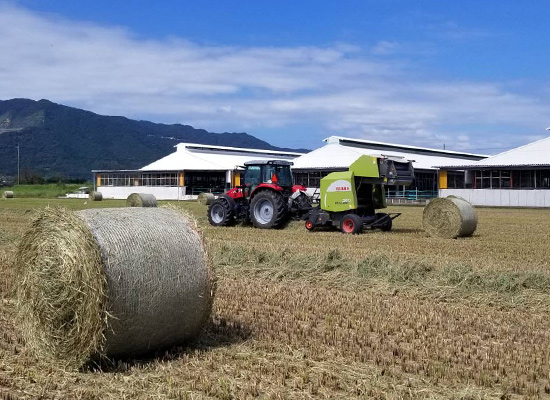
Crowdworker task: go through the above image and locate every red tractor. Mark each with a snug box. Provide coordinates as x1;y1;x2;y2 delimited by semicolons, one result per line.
207;160;311;229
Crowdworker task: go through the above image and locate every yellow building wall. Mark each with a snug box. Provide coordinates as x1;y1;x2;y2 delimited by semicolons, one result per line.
96;174;101;187
439;170;448;189
234;172;241;186
179;171;185;187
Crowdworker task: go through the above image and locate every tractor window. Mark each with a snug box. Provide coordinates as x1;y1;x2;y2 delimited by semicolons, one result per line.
263;165;293;187
244;166;261;187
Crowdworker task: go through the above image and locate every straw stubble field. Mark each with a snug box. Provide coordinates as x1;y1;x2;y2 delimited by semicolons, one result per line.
2;199;550;399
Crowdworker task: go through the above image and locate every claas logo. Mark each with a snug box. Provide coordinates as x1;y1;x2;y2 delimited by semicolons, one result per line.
326;180;352;193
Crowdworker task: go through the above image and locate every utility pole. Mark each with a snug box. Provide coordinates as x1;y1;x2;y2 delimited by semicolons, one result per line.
16;143;20;185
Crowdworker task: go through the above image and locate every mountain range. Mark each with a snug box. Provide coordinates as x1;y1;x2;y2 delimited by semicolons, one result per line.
0;98;307;179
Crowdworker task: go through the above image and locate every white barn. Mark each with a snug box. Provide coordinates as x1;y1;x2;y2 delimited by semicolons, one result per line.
93;143;302;200
439;136;550;207
292;136;487;200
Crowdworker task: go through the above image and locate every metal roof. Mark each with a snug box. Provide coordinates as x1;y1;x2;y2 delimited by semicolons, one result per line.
139;143;301;171
326;136;488;159
244;160;294;166
293;136;488;171
437;136;550;170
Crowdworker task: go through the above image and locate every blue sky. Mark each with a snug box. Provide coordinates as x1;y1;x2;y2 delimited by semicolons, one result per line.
2;1;550;153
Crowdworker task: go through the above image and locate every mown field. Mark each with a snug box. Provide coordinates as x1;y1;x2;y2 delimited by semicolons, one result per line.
2;198;550;399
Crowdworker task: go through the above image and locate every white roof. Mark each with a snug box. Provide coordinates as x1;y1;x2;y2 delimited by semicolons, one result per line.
292;136;487;171
438;136;550;169
140;143;302;171
327;136;487;158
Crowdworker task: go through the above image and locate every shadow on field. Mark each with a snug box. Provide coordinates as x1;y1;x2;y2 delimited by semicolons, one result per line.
86;316;251;373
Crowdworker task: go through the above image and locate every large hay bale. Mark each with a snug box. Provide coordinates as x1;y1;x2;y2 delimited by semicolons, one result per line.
89;191;102;201
3;190;14;198
15;207;213;368
423;196;478;239
126;193;157;207
197;192;215;205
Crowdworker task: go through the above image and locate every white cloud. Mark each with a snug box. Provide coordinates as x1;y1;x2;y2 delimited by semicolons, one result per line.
371;41;399;55
0;4;548;151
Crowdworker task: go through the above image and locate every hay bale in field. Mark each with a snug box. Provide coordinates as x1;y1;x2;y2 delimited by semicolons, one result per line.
126;193;157;207
3;191;14;199
197;192;215;205
89;191;102;201
423;196;477;239
15;207;213;368
445;194;466;201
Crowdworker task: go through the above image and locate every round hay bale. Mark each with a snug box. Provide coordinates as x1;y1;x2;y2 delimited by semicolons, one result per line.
445;194;466;201
423;197;477;239
15;207;213;368
3;190;14;199
126;193;157;207
197;192;215;205
89;191;102;201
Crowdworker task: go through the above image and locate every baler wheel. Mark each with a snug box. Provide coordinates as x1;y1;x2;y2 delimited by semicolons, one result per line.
340;214;363;234
376;213;393;232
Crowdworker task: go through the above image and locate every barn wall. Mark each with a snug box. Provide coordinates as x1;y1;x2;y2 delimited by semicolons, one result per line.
98;186;189;200
440;189;550;207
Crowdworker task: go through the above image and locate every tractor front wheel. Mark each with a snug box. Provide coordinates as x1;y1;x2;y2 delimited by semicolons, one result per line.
250;190;287;229
208;198;235;226
340;214;363;234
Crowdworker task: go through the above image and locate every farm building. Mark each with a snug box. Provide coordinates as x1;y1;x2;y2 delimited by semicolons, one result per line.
439;136;550;207
292;136;487;200
93;143;302;200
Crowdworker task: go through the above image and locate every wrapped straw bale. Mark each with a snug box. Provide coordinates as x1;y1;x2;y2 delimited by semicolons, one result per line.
197;192;215;205
15;207;213;368
2;190;14;198
89;191;102;201
126;193;157;207
423;196;477;239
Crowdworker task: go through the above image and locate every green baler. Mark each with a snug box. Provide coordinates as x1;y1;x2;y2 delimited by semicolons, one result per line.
305;155;414;234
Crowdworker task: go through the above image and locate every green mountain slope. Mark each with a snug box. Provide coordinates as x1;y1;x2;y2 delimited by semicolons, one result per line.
0;99;306;179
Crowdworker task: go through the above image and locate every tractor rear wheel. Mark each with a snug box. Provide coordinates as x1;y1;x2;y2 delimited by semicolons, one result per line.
208;198;235;226
340;214;363;234
250;190;287;229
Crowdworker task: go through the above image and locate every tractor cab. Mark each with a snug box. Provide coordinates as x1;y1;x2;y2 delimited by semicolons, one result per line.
242;160;294;195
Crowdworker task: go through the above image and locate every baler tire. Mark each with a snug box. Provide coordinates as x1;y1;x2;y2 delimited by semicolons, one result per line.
208;198;235;226
376;213;392;232
250;190;287;229
340;214;363;234
305;220;315;231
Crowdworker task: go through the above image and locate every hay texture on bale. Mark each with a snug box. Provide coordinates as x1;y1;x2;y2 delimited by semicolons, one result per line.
126;193;157;207
423;196;478;239
197;192;215;205
3;190;14;198
16;207;213;368
89;191;102;201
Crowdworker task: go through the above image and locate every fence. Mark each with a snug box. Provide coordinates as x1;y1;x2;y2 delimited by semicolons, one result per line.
386;189;438;204
187;187;226;196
